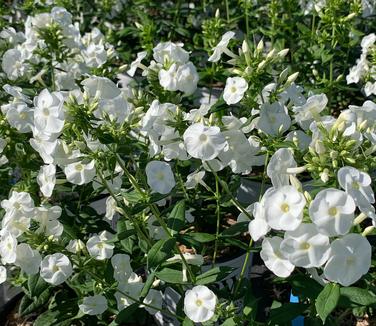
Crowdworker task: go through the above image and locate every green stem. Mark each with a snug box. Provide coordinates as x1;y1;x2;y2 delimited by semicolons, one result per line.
212;175;221;266
96;167;152;248
232;239;253;297
225;0;230;23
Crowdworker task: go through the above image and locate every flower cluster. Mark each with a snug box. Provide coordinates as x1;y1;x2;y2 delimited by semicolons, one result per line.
347;33;376;96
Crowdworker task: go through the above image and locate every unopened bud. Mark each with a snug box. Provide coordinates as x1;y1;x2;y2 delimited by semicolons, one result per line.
286;72;299;85
277;48;289;58
354;212;367;225
215;8;220;18
256;39;264;53
257;60;267;71
266;48;276;60
362;225;375;237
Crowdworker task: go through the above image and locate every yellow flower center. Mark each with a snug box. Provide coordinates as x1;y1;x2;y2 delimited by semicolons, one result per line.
230;86;237;93
199;134;208;142
75;163;83;172
300;242;310;250
281;203;290;213
352;181;360;190
195;299;203;306
328;207;337;216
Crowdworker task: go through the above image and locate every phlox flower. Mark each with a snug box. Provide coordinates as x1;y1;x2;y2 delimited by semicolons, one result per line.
263;185;306;231
184;285;217;323
324;234;371;286
64;160;96;185
260;236;294;278
146;161;176;195
40;253;73;285
86;231;115;260
280;223;331;268
37;164;56;198
208;31;236;62
258;102;291;136
79;295;108;315
223;77;248;105
309;188;356;236
183;123;227;161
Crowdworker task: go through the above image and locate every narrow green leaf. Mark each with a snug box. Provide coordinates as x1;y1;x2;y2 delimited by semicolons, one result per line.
27;274;49;298
156;268;186;284
167;200;185;235
187;232;216;243
315;283;340;323
147;238;176;268
195;267;235;285
220;222;249;237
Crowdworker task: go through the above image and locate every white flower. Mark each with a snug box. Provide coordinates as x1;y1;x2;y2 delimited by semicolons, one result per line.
280;223;331;268
159;63;179;91
127;51;147;76
105;196;118;220
0;266;6;284
82;43;107;68
82;76;121;100
86;231;115;260
79;295;108;315
293;94;328;129
223;77;248;105
64;160;96;185
185;171;206;189
263;186;306;231
184;285;217;323
33;205;63;238
183;123;227;161
111;254;133;282
248;201;271;241
153;41;189;64
258;102;291;136
208;31;236;62
260;237;294;278
176;62;199;95
33;89;65;134
338;167;375;213
2;48;28;80
309;188;356;236
267;148;297;188
285;130;311;151
40;253;73;285
324;234;371;286
0;231;17;264
115;273;143;310
142;289;163;315
2;101;34;133
15;243;41;275
37;164;56;197
145;161;175;194
66;239;85;253
1;191;34;216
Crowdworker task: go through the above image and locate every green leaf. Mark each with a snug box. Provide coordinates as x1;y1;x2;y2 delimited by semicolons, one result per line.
315;283;340;324
187;232;216;243
269;303;308;324
147;238;176;268
27;274;49;298
339;287;376;307
222;317;237;325
115;303;139;323
182;317;194;326
167;200;185;235
196;267;235;285
140;271;155;298
20;288;52;316
220;222;249;237
290;274;323;299
156;268;186;284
